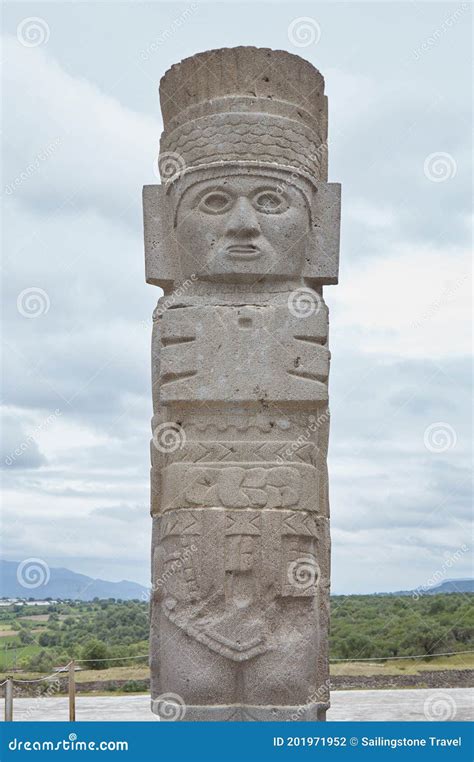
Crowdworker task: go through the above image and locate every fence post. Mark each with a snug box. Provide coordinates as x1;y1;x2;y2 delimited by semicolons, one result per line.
5;677;13;721
68;661;76;722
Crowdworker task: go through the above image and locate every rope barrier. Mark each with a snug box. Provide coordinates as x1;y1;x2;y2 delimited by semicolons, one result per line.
12;671;68;684
330;649;474;663
75;654;148;663
2;649;472;679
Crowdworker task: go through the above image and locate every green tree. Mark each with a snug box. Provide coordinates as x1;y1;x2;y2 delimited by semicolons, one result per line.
80;639;110;669
19;628;35;644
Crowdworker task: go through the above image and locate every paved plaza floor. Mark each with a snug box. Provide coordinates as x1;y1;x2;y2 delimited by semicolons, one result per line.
2;688;472;722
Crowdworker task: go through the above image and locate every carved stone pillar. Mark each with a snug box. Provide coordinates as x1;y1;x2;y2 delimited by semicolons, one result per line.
143;47;341;721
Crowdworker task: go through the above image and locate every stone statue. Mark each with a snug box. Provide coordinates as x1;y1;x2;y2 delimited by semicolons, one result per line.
143;47;341;721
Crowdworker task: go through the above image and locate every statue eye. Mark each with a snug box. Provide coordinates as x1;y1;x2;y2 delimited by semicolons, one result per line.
253;191;286;213
199;191;232;214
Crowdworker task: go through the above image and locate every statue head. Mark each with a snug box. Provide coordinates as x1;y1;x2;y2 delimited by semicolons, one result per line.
170;166;313;283
143;47;340;291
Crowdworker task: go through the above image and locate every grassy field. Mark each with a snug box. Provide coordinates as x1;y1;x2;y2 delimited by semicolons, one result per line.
0;644;42;671
330;651;474;676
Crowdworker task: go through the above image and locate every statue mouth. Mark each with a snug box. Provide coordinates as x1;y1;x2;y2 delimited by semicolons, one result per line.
225;244;261;260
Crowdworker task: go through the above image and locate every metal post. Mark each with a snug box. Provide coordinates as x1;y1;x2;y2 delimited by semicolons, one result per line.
68;661;76;721
5;677;13;721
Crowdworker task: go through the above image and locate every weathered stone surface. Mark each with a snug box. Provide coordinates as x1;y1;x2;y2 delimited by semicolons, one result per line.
144;47;340;721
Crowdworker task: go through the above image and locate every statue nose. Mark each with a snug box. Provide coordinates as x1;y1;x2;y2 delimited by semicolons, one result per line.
224;197;261;237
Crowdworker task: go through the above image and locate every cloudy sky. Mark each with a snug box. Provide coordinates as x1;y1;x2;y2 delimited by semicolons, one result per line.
1;1;471;593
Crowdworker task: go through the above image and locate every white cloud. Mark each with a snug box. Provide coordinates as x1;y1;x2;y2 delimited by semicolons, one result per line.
328;242;470;358
346;198;396;229
3;35;160;226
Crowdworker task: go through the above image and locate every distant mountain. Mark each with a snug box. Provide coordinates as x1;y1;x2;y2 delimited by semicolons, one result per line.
0;560;149;602
1;560;472;601
381;578;474;597
422;579;474;595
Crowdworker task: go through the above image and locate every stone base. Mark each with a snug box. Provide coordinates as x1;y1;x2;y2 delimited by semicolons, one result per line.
151;700;329;722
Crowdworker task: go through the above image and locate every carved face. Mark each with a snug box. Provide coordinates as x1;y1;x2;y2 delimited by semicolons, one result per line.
173;173;311;282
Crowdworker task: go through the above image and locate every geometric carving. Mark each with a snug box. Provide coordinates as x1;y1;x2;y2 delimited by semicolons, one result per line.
159;510;202;539
158;440;319;466
225;512;261;535
158;462;321;514
158;305;330;403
